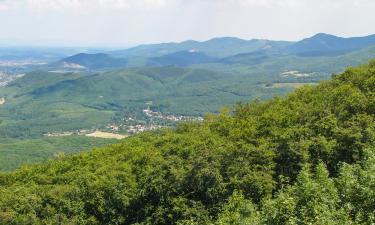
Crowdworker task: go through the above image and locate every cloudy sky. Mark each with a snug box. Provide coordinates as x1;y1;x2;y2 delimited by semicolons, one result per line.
0;0;374;47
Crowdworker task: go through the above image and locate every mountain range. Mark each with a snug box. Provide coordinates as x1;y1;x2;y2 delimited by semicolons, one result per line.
286;33;375;56
49;33;375;71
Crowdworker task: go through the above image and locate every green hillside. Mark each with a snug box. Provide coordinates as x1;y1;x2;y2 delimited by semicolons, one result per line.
149;51;216;66
0;66;291;170
0;67;291;138
0;60;374;224
52;53;128;70
198;43;375;73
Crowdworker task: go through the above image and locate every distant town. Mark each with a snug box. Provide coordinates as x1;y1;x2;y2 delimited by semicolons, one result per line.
45;107;204;139
0;72;24;87
106;107;204;134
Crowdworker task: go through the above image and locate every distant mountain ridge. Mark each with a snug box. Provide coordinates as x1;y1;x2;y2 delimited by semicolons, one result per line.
286;33;375;56
110;33;375;58
108;37;292;58
48;33;375;71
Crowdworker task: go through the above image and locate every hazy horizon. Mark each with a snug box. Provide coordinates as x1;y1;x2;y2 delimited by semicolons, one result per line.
0;0;374;47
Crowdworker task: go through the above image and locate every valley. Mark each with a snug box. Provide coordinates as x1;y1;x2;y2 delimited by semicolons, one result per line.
1;33;375;171
1;1;374;223
44;106;203;138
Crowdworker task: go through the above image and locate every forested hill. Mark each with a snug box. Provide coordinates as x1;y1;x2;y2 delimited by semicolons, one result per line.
1;60;375;224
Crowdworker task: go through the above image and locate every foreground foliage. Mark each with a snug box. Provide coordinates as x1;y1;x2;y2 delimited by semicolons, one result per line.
0;60;374;224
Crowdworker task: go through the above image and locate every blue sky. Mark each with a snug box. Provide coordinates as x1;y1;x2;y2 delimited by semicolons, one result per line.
0;0;374;47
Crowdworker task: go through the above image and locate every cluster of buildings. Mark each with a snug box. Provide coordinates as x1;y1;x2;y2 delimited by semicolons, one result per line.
45;129;93;137
0;72;24;87
44;131;74;137
143;108;203;122
280;70;315;78
105;122;162;135
126;124;163;134
104;108;204;135
45;107;204;138
0;60;46;67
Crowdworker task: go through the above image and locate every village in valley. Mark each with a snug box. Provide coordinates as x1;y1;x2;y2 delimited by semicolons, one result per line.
45;106;204;139
0;72;24;87
104;107;204;135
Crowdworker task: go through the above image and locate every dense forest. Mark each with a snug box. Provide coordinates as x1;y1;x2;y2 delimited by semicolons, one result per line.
0;60;374;224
